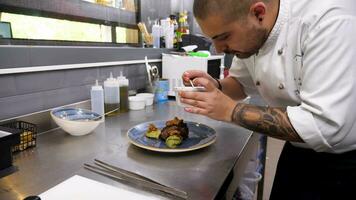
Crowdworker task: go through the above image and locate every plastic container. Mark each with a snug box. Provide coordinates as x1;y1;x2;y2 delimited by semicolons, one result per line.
2;121;37;152
174;86;205;107
117;71;129;113
128;96;146;110
154;79;169;102
152;23;161;48
104;72;120;116
136;93;154;106
91;80;105;117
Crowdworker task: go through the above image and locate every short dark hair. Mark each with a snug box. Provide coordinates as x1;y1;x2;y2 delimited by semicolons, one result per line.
193;0;268;21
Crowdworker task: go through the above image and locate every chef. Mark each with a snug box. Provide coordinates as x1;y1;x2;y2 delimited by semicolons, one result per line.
179;0;356;199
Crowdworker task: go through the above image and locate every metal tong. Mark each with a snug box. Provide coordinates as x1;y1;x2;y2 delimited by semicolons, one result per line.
84;159;188;199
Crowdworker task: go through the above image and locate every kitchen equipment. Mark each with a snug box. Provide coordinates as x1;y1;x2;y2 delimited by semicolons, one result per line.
174;86;206;107
2;121;37;152
136;93;155;106
138;22;153;45
24;196;41;200
182;45;198;53
152;22;161;48
0;126;20;171
162;53;224;96
127;120;216;153
51;108;102;136
117;71;129;113
128;96;146;110
104;72;120;116
181;34;212;51
84;159;188;199
91;80;105;117
145;56;160;92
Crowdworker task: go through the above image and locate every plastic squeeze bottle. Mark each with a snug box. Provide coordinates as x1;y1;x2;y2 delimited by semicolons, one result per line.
152;22;161;48
117;71;129;113
104;72;120;116
91;80;105;117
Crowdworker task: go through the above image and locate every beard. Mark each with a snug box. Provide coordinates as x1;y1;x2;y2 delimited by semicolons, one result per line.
224;25;269;59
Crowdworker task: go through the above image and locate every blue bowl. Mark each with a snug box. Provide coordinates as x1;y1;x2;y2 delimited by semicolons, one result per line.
51;108;102;136
51;108;102;121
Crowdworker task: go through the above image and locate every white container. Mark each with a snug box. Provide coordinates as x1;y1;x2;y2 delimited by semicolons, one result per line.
174;86;206;107
128;96;146;110
152;23;161;48
90;80;105;117
136;93;155;106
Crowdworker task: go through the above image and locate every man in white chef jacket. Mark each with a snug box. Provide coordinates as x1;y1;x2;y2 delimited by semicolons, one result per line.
179;0;356;199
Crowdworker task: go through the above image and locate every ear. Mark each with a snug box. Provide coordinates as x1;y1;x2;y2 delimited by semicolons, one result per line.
250;2;267;23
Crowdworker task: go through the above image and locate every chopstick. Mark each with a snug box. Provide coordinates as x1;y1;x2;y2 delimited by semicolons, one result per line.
94;159;164;186
83;160;188;199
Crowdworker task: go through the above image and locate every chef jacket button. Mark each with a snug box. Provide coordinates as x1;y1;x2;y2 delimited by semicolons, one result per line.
256;81;261;86
278;83;285;89
278;48;283;55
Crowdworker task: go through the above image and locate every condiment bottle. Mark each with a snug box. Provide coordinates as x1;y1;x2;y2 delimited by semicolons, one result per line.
90;80;105;118
104;72;120;116
117;71;129;113
152;22;161;48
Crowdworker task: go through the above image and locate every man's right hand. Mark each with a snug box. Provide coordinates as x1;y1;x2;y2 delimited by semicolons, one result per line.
182;70;219;89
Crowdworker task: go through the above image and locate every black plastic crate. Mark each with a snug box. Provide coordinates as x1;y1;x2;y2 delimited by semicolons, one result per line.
2;121;37;152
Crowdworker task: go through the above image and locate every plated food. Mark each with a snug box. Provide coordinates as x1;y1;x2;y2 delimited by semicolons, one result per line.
145;117;188;148
127;119;216;153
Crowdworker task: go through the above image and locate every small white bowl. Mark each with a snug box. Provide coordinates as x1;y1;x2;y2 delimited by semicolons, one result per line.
51;108;102;136
174;86;206;107
136;93;155;106
129;96;146;110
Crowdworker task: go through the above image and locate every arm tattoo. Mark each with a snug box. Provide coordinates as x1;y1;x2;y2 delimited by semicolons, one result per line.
231;103;304;142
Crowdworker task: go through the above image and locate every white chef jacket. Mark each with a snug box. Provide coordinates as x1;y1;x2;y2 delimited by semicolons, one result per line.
229;0;356;153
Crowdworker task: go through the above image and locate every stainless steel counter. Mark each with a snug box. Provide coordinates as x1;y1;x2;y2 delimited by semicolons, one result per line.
0;101;253;200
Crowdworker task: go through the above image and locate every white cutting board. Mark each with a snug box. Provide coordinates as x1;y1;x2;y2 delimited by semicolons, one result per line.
40;175;161;200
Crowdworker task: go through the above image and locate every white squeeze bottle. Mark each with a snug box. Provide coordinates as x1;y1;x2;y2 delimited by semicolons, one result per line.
91;80;105;118
152;22;161;48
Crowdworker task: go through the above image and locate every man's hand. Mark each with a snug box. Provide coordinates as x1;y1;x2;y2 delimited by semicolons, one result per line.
179;76;238;122
182;70;220;88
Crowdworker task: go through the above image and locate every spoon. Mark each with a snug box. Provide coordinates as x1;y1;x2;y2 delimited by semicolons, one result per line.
189;79;195;88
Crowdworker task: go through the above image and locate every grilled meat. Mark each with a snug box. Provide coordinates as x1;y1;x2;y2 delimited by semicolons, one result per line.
160;117;189;141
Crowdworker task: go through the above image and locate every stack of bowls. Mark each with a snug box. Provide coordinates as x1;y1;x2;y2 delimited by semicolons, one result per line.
129;93;155;110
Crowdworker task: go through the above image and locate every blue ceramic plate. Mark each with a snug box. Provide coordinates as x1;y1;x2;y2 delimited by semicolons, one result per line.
127;120;216;153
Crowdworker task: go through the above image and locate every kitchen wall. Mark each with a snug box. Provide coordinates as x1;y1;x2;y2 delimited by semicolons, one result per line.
0;46;169;121
0;0;174;124
140;0;171;33
0;0;234;123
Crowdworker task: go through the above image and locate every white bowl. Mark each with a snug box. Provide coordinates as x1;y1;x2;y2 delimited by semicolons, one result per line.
129;96;146;110
174;86;206;107
136;93;155;106
50;108;102;136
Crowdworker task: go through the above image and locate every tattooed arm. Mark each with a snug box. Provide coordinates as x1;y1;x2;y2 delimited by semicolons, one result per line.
231;103;304;142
